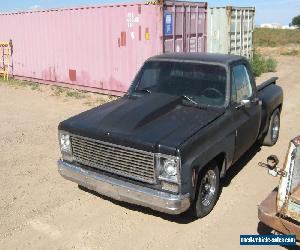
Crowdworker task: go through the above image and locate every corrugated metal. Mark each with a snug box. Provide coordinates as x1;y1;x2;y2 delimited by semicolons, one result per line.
0;1;207;95
207;6;255;59
163;1;207;53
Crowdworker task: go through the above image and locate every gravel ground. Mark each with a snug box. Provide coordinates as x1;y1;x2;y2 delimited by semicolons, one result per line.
0;55;300;250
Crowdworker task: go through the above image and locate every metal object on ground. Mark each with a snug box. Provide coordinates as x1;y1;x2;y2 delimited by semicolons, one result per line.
277;137;300;216
258;135;300;240
258;190;300;240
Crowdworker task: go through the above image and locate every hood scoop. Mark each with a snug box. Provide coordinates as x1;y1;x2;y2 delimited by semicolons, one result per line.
100;93;181;132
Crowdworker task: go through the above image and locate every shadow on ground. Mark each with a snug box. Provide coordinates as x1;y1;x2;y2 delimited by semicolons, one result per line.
79;143;262;224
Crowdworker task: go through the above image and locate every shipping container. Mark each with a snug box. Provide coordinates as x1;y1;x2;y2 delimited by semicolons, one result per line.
207;6;255;59
0;1;207;95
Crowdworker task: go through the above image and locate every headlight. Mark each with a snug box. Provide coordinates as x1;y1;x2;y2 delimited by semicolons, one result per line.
156;154;180;184
59;131;72;153
163;159;177;176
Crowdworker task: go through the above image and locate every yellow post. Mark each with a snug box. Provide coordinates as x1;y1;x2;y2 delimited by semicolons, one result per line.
6;45;10;80
0;41;11;80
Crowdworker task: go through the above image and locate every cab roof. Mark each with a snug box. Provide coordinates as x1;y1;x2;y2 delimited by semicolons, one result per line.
148;53;246;65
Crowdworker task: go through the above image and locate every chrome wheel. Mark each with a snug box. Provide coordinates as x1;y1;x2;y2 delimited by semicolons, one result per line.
192;162;220;218
272;115;280;141
200;170;217;207
262;109;280;146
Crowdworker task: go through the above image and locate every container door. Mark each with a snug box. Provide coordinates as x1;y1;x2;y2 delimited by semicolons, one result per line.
163;2;207;53
207;8;229;54
242;9;255;59
229;8;243;57
185;5;207;53
229;8;255;59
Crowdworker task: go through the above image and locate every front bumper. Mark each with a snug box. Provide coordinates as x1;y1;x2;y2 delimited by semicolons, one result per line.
58;160;190;214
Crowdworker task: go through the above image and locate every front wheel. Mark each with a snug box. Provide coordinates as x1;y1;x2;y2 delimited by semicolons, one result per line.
191;161;220;218
263;109;280;146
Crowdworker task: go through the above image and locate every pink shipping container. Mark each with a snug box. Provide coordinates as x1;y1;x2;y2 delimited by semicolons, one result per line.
0;1;207;95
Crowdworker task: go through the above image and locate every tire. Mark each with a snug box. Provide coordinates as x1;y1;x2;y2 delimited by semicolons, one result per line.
191;161;220;218
263;109;280;146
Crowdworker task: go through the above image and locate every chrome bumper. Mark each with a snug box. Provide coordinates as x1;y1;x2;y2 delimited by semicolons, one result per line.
57;160;190;214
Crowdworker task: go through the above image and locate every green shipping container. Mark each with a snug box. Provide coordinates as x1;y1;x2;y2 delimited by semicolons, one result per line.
208;6;255;59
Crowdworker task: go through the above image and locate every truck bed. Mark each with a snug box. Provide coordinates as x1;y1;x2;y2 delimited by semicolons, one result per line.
257;77;279;92
257;77;283;138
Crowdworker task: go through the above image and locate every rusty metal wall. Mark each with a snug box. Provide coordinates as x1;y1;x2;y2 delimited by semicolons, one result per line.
163;1;207;53
0;1;207;95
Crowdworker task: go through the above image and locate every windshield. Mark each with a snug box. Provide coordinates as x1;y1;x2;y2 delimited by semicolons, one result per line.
131;60;227;107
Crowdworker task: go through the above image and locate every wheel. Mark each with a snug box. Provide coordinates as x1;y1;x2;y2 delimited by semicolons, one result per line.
263;109;280;146
191;161;220;218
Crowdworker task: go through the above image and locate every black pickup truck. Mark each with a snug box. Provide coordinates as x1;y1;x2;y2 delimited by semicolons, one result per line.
58;53;283;218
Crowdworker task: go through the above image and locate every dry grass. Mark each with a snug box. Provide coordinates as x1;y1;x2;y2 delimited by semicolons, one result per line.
256;44;300;58
0;78;117;106
254;28;300;47
254;28;300;58
280;49;299;56
1;78;42;91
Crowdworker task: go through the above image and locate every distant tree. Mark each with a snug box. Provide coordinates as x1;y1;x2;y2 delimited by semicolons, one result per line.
292;15;300;27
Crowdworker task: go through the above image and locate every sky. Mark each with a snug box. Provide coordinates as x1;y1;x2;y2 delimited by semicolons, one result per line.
0;0;299;25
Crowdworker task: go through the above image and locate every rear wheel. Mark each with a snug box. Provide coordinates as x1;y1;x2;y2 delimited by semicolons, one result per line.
263;109;280;146
191;161;220;218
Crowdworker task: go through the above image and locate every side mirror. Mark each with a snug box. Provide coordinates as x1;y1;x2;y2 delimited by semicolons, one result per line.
236;99;251;109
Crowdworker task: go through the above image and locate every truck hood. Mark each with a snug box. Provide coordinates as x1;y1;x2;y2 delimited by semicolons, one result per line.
59;93;225;154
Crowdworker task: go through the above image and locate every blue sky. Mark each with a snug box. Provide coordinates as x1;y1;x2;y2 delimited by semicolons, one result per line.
0;0;299;25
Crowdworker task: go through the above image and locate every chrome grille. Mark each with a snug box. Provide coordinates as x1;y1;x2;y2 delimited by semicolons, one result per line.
71;135;155;183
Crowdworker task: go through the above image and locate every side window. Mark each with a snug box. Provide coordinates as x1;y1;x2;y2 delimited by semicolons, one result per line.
231;64;253;104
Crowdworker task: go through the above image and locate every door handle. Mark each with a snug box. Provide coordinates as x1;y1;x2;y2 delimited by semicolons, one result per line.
251;98;260;105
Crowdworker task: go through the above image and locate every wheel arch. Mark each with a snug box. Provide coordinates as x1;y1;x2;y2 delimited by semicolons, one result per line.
259;104;282;140
192;152;226;200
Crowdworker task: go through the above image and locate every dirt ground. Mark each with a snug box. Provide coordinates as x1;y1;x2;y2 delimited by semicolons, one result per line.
1;54;300;250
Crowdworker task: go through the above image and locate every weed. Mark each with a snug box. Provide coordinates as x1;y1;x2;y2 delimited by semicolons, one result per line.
265;58;277;72
250;52;277;77
65;89;86;99
52;86;65;96
27;81;40;90
1;78;41;90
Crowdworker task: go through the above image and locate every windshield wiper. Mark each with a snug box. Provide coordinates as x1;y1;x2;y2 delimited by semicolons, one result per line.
182;95;198;105
137;88;151;94
181;95;211;110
